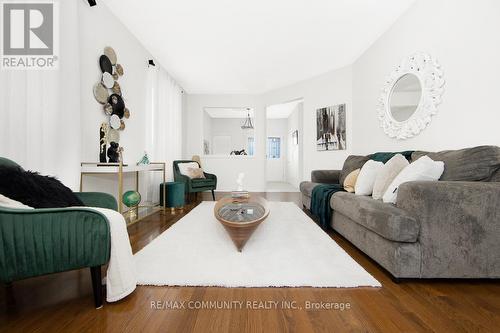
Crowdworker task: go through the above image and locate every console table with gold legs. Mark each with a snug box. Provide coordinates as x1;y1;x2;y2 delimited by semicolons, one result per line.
80;159;167;226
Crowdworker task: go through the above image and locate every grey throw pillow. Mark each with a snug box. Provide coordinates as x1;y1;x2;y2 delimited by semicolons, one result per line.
339;155;370;185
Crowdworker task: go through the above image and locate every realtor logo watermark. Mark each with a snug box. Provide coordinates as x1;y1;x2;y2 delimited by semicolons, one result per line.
1;1;59;70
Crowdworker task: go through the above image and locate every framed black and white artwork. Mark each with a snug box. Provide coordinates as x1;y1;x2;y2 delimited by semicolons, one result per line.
316;104;346;151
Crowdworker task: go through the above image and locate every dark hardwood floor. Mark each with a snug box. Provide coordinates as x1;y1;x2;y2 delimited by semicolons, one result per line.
1;192;499;332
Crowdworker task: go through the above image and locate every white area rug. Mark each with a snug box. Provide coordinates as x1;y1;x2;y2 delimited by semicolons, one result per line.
134;201;381;288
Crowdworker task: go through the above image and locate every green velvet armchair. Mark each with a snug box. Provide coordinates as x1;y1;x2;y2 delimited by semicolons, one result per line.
173;160;217;201
0;157;116;308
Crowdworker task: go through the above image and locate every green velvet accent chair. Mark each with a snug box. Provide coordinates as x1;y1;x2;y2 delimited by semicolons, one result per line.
0;157;116;308
173;160;217;201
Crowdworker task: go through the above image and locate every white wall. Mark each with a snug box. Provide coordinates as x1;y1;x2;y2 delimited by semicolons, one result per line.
208;118;254;154
185;67;352;190
286;103;302;187
203;111;212;153
185;0;500;191
352;0;500;154
262;66;353;180
78;2;154;198
184;94;266;191
79;2;153;164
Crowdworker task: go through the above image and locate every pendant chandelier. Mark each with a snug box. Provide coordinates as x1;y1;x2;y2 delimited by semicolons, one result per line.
241;108;254;130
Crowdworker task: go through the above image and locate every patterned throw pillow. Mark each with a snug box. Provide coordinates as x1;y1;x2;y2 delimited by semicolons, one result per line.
178;162;200;176
186;167;206;179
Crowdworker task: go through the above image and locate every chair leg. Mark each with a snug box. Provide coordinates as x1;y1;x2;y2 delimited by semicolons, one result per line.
4;282;15;308
211;190;215;201
90;266;103;309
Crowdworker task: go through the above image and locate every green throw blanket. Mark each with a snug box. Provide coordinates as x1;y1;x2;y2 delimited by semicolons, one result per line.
310;184;345;229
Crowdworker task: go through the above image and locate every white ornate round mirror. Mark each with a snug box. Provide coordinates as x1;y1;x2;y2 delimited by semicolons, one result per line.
378;53;445;139
389;73;422;122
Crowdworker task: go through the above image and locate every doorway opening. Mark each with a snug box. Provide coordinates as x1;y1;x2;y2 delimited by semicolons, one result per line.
265;99;303;192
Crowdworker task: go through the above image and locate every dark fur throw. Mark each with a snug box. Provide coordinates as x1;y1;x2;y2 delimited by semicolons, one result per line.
0;166;84;208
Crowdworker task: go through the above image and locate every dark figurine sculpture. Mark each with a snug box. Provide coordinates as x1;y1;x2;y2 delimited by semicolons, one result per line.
107;142;120;163
99;124;107;163
230;149;248;156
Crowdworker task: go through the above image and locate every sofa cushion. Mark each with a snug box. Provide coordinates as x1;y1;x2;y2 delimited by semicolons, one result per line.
339;155;370;185
411;145;500;181
299;181;320;197
331;192;420;243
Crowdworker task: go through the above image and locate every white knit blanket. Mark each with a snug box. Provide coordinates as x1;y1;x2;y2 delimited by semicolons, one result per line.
88;208;136;302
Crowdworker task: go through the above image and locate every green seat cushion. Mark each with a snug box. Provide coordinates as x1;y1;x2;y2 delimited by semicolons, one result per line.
191;178;216;188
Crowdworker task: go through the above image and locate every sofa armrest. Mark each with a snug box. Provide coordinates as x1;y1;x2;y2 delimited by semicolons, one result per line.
204;172;217;187
0;207;111;283
311;170;341;184
75;192;118;211
397;181;500;277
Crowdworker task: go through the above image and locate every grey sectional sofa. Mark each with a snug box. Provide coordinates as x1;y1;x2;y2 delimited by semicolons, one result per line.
300;146;500;279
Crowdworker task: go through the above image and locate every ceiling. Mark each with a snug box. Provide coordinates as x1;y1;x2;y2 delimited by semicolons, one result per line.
103;0;416;94
205;107;254;118
267;99;303;119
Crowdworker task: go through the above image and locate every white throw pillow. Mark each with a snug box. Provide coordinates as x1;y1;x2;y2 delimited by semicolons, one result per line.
354;160;384;196
0;194;33;209
178;162;199;177
382;156;445;204
372;154;409;200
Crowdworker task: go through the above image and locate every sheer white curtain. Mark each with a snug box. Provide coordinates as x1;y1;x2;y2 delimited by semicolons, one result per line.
0;0;81;189
144;65;183;202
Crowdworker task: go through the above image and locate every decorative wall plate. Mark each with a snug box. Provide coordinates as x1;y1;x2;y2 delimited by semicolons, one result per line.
107;128;120;143
93;82;109;104
110;114;121;129
99;55;113;74
103;103;113;116
109;94;125;118
102;72;115;88
104;46;117;65
94;46;128;160
115;64;124;76
377;52;445;140
112;81;122;95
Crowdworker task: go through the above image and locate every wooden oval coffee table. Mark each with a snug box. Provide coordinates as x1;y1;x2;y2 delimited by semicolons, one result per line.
214;196;270;252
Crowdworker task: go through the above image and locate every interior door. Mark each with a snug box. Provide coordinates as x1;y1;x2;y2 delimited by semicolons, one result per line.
266;136;284;181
